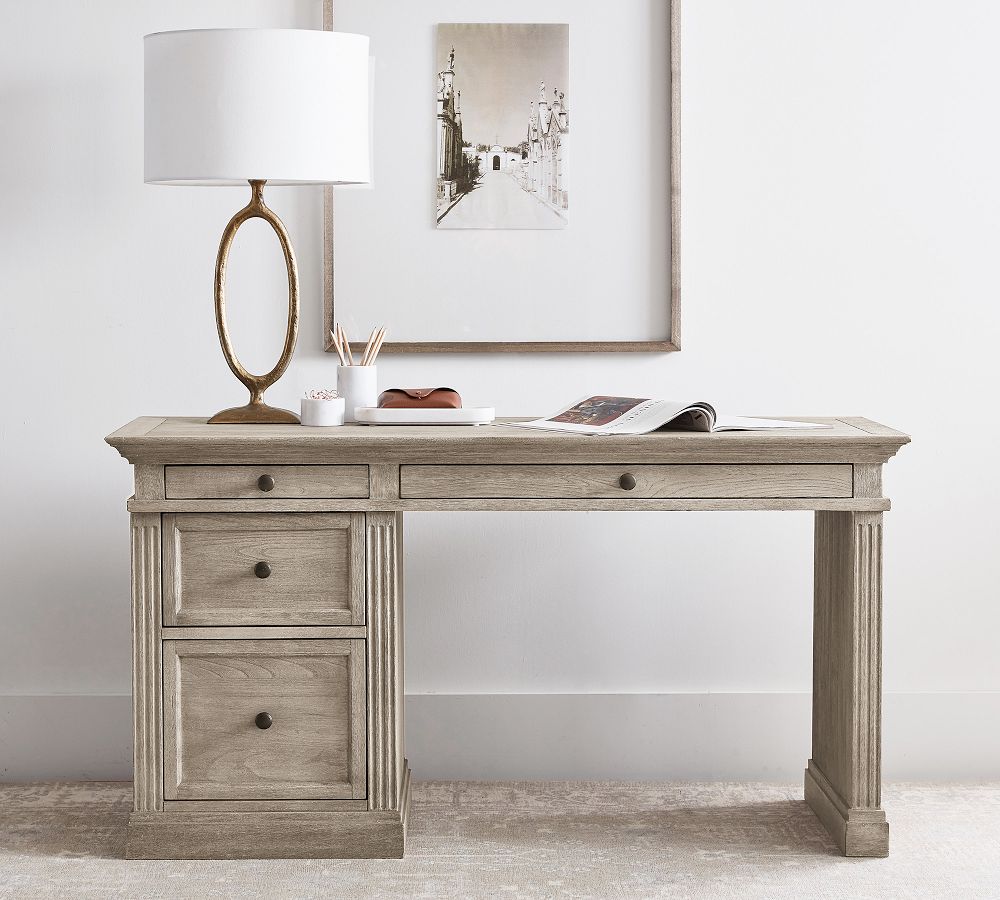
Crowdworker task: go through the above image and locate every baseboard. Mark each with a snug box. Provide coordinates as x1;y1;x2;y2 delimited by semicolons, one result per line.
0;695;132;781
2;692;998;782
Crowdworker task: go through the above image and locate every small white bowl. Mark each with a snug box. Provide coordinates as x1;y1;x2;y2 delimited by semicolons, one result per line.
300;396;346;426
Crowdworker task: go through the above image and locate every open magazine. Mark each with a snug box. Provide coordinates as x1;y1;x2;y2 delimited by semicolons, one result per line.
502;396;830;436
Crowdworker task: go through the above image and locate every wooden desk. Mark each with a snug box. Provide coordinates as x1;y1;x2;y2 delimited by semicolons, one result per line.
107;416;909;859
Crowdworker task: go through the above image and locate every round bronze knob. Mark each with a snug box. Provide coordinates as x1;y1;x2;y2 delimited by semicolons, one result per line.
257;473;275;492
619;473;637;491
254;561;272;579
255;712;273;730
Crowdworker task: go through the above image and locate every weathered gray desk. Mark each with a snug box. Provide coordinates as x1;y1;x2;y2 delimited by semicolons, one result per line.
107;416;909;859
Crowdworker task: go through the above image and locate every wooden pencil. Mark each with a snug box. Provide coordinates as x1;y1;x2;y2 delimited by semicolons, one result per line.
367;327;387;366
330;329;347;366
338;323;352;364
362;326;383;366
360;327;378;368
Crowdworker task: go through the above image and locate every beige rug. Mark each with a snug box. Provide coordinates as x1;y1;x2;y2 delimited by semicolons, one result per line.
1;781;998;899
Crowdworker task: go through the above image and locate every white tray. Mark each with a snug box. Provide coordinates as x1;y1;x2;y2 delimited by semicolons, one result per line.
354;407;496;426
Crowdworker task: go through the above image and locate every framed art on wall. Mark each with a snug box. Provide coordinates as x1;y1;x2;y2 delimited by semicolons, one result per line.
434;23;570;231
324;0;680;353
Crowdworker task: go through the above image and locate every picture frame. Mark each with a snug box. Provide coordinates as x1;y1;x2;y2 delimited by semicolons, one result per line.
323;0;681;354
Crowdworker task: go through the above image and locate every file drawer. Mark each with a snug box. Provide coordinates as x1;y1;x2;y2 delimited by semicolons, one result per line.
164;639;366;801
162;513;365;626
400;464;854;499
165;465;369;499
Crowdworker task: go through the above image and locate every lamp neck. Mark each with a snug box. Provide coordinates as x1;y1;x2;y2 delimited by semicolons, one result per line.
248;179;267;207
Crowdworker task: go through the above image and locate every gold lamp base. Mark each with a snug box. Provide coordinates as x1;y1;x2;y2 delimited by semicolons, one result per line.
208;401;301;425
209;180;300;425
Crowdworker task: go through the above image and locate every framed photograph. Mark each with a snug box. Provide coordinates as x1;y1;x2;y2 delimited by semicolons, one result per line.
435;23;570;231
324;0;680;353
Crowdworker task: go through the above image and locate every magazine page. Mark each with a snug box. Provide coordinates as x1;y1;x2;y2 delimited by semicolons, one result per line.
502;396;716;435
712;415;832;431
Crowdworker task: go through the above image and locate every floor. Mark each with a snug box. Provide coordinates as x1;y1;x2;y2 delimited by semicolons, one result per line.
1;781;998;899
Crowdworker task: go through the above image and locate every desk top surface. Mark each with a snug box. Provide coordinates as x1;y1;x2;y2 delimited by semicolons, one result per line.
107;416;910;466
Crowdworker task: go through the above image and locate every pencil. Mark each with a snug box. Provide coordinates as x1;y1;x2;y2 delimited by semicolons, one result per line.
330;329;347;366
362;326;383;366
360;327;378;368
338;323;352;365
367;327;387;366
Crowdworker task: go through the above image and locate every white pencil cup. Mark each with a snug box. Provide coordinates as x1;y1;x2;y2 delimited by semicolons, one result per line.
300;396;346;427
337;366;378;423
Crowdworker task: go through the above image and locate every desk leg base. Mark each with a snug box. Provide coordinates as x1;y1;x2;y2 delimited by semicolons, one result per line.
125;763;412;860
805;762;888;857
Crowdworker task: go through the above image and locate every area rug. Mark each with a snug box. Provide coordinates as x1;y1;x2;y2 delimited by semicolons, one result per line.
1;781;998;898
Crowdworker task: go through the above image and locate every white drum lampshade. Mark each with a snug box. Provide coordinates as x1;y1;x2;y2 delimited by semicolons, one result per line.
143;28;372;425
144;28;371;185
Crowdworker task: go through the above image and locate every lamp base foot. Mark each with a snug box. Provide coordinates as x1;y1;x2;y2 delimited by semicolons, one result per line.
208;401;300;425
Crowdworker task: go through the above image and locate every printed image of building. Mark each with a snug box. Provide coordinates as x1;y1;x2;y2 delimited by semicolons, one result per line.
478;145;521;173
526;82;569;212
435;24;569;229
436;47;477;206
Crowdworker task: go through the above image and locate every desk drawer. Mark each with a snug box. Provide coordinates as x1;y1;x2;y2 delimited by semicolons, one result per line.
163;513;365;626
165;465;369;499
164;639;366;801
400;464;854;499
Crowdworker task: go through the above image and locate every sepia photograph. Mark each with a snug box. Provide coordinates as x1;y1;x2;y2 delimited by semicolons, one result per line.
436;23;569;229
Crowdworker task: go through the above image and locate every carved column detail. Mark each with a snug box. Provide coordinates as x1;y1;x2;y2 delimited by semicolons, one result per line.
808;509;887;856
852;514;882;809
130;512;162;812
367;512;404;811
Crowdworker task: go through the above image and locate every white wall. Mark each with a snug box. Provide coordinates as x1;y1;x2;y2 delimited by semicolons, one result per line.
2;0;998;781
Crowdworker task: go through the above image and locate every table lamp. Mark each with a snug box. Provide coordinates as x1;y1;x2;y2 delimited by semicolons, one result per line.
144;28;371;424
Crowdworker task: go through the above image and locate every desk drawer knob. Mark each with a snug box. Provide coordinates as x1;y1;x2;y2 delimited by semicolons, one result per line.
255;712;273;730
619;473;637;491
254;561;272;579
257;474;275;492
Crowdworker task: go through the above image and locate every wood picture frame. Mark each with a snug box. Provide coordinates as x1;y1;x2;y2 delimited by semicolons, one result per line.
323;0;681;354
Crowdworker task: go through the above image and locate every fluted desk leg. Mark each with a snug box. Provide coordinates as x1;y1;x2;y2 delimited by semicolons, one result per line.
367;511;410;848
806;510;888;857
